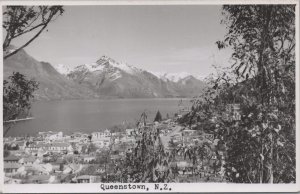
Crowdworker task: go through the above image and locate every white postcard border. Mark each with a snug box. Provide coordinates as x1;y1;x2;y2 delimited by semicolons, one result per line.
0;0;299;193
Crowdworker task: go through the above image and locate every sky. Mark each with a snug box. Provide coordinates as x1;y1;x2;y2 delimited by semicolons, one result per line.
11;5;232;78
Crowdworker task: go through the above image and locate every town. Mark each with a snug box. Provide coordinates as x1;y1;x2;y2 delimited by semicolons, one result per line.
2;4;296;188
3;112;227;184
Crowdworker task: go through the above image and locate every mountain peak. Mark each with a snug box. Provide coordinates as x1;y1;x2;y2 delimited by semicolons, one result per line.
94;55;142;75
97;55;112;62
97;55;116;64
99;55;111;60
151;71;199;82
53;64;74;75
4;49;97;100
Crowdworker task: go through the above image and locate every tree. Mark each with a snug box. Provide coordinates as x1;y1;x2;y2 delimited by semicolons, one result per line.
119;125;173;182
87;143;97;154
217;4;295;184
98;136;117;182
88;135;92;142
3;6;64;59
216;5;295;100
3;6;64;136
154;110;162;122
4;150;10;158
187;5;296;183
3;72;39;136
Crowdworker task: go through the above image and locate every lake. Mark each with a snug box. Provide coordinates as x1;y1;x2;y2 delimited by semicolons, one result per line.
5;98;192;137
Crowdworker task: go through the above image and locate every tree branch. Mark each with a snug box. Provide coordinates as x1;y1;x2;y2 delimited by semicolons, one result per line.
4;22;48;59
12;22;45;39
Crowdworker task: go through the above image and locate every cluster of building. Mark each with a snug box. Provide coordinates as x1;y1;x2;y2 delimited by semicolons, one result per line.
3;118;182;184
3;115;226;184
160;122;226;181
3;126;144;184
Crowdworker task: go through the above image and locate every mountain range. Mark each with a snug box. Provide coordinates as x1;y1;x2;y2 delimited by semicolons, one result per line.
3;49;207;100
3;49;96;100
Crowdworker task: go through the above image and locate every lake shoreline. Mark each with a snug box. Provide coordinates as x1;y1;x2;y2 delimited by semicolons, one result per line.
5;98;192;137
32;96;194;103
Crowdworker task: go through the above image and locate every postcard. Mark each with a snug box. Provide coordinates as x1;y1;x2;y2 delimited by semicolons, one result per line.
1;0;299;192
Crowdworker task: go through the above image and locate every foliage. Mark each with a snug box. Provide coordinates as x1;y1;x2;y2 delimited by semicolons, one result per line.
119;127;173;182
88;135;92;142
3;72;39;136
169;139;217;177
114;122;222;182
87;143;97;154
43;153;61;163
154;110;163;122
4;150;10;158
81;143;97;154
2;6;64;136
187;5;296;183
109;122;135;133
3;6;64;59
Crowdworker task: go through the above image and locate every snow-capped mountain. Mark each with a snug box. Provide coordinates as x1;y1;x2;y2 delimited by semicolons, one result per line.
4;49;206;100
53;64;74;75
151;72;200;82
67;55;207;98
68;56;145;81
4;49;97;100
96;55;143;75
194;75;206;81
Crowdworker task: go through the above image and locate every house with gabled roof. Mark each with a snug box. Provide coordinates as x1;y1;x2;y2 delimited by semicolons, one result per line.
4;155;20;163
19;156;40;166
47;142;71;152
25;174;52;184
92;129;112;140
63;164;83;174
27;142;72;153
76;175;98;183
4;162;21;174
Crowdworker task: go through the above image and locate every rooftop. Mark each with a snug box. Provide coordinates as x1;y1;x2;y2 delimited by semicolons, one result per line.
76;175;90;179
28;174;51;181
21;156;36;163
4;162;21;169
4;155;20;161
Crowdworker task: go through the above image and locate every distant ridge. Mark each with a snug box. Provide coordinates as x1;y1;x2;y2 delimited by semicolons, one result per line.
3;49;97;100
4;50;207;100
66;55;207;98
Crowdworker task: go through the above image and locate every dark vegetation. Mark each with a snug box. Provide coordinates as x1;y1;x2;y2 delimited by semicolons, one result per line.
3;6;64;135
113;5;296;183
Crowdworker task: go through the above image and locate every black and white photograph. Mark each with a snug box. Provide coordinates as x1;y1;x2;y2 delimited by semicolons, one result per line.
1;0;299;192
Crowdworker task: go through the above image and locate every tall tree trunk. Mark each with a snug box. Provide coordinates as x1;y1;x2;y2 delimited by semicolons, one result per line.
269;132;274;183
260;143;264;183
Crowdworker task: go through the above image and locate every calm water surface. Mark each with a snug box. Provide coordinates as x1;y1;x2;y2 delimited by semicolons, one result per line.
6;98;191;137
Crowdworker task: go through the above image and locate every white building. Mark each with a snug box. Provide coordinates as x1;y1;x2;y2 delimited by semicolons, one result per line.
45;132;64;142
92;129;111;140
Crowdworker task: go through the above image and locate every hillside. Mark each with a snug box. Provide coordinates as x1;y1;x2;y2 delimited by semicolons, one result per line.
3;49;97;100
4;50;207;100
66;56;207;98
